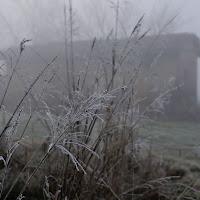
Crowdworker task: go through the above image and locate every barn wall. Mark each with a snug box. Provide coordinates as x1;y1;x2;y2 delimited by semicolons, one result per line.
1;34;200;118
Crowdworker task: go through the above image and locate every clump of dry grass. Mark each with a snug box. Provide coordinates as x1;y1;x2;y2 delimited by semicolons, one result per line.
0;1;197;200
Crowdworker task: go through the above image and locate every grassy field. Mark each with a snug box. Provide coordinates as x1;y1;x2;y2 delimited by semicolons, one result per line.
141;121;200;177
1;115;200;163
1;114;200;199
146;121;200;147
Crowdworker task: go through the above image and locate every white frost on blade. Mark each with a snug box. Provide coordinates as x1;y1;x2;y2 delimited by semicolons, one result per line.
56;144;86;174
6;141;20;165
17;194;25;200
0;156;6;167
47;143;54;153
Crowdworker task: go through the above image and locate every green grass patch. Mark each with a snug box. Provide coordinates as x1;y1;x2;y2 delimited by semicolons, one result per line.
141;121;200;177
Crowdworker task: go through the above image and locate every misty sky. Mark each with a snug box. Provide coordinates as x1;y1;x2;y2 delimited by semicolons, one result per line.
0;0;200;47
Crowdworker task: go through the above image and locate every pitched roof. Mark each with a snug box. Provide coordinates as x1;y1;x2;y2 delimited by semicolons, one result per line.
1;33;200;69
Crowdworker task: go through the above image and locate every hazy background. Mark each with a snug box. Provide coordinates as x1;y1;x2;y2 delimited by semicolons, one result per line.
0;0;199;47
